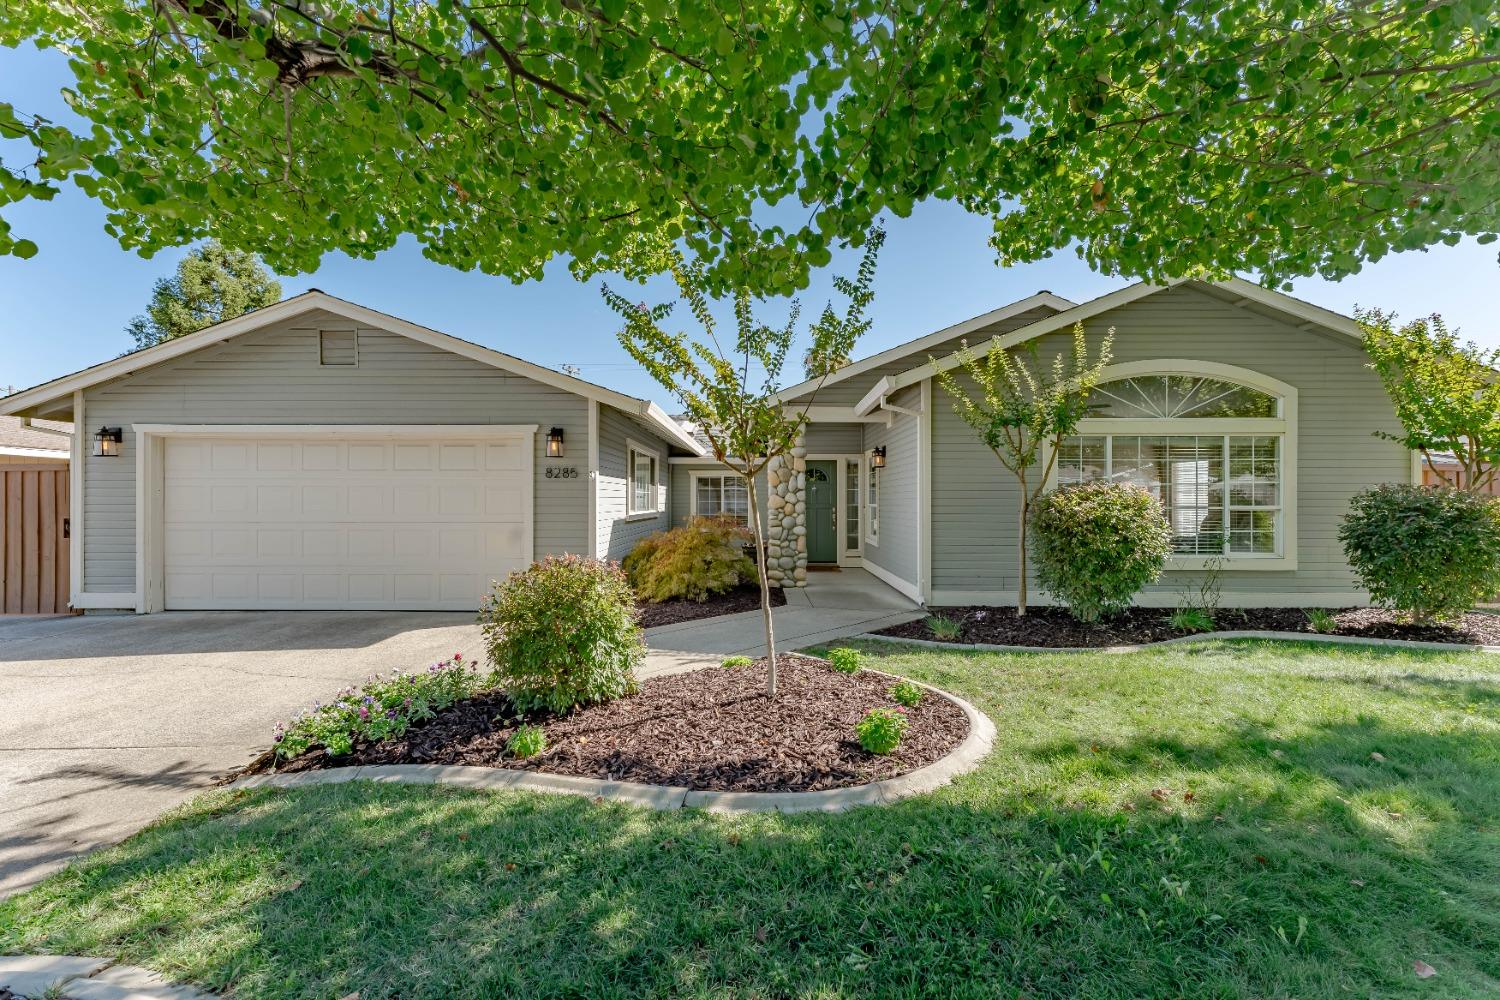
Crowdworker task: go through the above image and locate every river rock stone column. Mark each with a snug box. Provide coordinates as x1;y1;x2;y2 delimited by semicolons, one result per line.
764;438;808;587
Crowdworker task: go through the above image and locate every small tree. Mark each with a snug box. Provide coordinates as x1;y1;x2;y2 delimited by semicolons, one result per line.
127;240;281;350
933;324;1113;615
1360;308;1500;494
605;230;884;697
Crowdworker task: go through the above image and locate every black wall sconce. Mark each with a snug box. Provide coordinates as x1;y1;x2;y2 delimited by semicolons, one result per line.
93;426;123;457
871;446;886;469
546;427;565;458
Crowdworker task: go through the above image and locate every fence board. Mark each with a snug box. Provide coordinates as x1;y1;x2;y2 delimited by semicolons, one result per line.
1;467;71;614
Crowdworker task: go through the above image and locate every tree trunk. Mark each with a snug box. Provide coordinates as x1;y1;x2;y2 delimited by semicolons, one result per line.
745;472;778;697
1017;497;1029;617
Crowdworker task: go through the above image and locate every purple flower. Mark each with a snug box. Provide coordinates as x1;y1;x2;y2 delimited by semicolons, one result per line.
358;707;370;720
386;709;397;720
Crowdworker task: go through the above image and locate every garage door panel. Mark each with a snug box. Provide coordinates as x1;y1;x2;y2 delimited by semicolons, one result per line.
163;433;530;610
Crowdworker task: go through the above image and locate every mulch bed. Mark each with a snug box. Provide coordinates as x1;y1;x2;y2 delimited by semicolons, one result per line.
873;605;1500;648
250;654;968;793
636;583;785;629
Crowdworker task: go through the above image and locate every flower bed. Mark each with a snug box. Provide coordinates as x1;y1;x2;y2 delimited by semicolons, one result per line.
874;605;1500;649
244;654;968;793
635;582;785;629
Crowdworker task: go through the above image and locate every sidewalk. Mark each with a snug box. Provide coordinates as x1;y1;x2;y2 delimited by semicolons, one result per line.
643;568;925;673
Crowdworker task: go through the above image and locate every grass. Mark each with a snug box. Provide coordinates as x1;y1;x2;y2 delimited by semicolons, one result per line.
3;640;1499;998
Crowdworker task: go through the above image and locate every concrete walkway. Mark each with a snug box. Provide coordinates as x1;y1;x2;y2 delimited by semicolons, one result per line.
643;568;924;671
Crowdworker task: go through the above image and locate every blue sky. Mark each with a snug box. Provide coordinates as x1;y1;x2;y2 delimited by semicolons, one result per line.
3;42;1497;404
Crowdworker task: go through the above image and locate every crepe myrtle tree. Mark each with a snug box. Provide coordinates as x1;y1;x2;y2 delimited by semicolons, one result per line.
933;324;1113;616
605;228;884;697
2;0;1497;292
1360;308;1500;494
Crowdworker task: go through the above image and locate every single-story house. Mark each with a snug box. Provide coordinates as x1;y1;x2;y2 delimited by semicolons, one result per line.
0;291;705;612
0;278;1415;613
0;416;71;466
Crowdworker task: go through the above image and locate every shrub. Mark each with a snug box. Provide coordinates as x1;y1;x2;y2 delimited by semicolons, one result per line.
1030;482;1173;622
827;647;863;673
889;680;924;708
275;654;480;758
721;655;753;669
1305;609;1339;634
1166;607;1215;634
623;515;756;603
480;555;643;714
855;707;908;754
925;615;963;641
1339;484;1500;623
507;724;548;759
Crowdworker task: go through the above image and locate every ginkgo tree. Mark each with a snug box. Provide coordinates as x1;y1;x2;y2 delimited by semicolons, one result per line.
605;228;883;697
2;0;1497;291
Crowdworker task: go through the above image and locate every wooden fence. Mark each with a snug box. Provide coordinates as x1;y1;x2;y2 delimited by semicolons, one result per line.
0;466;71;614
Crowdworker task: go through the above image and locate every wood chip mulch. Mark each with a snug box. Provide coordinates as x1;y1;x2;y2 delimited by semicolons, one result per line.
873;605;1500;648
256;654;969;792
636;583;786;629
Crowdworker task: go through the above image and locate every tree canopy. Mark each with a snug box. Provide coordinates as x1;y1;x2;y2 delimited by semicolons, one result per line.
2;0;1496;292
126;239;282;350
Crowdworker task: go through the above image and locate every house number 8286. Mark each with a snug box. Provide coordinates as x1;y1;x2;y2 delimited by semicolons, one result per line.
545;466;579;479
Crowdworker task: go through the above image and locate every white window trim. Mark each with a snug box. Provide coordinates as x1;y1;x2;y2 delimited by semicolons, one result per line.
865;451;881;545
689;470;750;525
1042;360;1298;572
318;328;360;366
625;438;663;518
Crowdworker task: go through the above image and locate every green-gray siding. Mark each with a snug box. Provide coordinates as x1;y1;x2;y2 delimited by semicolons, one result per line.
929;285;1409;603
861;409;921;590
596;405;672;561
80;310;590;593
668;462;769;531
803;423;865;454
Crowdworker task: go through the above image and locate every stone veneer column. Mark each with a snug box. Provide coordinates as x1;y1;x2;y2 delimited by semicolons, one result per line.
764;437;808;587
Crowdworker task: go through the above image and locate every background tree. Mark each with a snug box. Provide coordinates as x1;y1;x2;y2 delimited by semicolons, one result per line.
126;240;282;350
933;326;1113;616
2;1;1495;291
605;229;884;697
1360;308;1500;494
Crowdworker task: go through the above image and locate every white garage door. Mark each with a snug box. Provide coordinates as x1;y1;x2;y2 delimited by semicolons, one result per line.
162;434;531;610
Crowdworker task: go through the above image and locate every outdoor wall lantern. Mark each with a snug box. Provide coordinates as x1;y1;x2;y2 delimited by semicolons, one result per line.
546;427;566;458
93;426;123;458
871;446;886;469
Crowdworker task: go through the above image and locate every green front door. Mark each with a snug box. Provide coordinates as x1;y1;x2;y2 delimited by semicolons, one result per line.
806;460;837;563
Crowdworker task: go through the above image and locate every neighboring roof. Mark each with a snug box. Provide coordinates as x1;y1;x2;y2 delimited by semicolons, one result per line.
773;291;1075;403
854;276;1367;415
0;291;704;456
670;416;716;452
0;416;70;459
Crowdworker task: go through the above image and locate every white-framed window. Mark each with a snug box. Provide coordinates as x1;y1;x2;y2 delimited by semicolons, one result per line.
692;472;750;525
1051;363;1297;568
844;458;862;552
866;455;880;544
626;440;661;516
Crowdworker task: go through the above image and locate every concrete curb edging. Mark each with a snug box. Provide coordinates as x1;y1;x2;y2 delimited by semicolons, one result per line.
226;677;996;814
848;629;1500;655
0;955;219;999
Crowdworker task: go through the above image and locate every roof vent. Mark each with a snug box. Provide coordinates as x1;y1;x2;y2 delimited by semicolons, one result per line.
319;329;358;366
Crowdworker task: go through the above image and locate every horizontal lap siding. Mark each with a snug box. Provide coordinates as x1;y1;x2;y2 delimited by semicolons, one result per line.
668;463;769;531
863;411;920;588
785;306;1058;407
596;406;671;561
930;285;1409;600
803;423;865;454
82;311;588;593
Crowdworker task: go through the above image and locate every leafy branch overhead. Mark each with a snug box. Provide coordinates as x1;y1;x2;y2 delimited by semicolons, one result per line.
2;1;1497;288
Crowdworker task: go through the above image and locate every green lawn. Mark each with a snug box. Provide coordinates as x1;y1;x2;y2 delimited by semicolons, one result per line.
4;640;1499;999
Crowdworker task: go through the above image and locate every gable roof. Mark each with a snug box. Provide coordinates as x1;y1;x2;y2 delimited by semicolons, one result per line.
853;276;1366;415
0;291;704;455
773;291;1076;403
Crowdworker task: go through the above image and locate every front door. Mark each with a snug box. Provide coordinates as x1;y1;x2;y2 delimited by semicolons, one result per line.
806;460;837;563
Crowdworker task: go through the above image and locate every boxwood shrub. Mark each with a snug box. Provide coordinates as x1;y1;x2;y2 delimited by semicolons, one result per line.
1030;481;1173;622
623;515;756;603
1339;483;1500;623
480;555;643;713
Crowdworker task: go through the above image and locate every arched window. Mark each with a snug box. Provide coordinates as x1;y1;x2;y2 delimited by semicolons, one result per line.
1052;361;1296;565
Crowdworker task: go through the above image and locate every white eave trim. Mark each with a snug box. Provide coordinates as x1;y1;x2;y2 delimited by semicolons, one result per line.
870;276;1365;401
0;444;69;460
130;423;540;438
0;290;705;457
773;291;1076;403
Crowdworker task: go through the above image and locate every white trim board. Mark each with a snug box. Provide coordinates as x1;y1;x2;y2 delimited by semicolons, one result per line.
864;558;923;605
0;290;704;456
774;292;1075;402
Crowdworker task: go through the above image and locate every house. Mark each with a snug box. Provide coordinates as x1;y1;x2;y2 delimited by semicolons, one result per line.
0;291;704;612
1421;452;1500;495
768;276;1413;607
0;278;1415;613
0;416;70;466
0;416;73;614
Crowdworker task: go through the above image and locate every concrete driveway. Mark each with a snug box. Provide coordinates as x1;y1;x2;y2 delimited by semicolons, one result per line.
0;611;481;898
